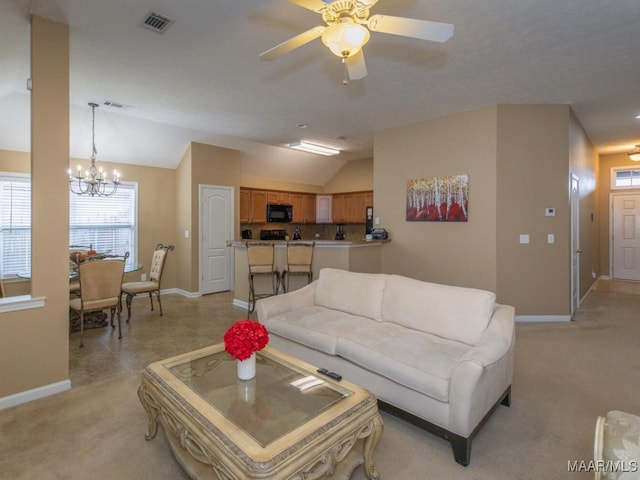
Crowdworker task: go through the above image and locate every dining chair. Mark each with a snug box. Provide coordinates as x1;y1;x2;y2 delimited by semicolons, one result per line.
121;243;174;322
246;241;280;313
69;252;129;348
281;241;315;293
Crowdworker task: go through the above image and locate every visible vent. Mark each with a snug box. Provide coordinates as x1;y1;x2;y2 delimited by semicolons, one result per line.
104;101;124;108
141;11;174;34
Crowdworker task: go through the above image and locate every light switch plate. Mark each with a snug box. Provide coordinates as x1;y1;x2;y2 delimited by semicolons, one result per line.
519;234;530;244
547;234;555;244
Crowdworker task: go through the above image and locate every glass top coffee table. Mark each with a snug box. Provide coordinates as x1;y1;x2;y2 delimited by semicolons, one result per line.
138;344;383;479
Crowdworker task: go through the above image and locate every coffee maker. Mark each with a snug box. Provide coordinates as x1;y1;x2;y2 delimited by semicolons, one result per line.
335;224;345;240
365;206;374;235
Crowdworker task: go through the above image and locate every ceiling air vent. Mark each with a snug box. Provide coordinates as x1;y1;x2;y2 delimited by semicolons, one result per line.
140;11;174;34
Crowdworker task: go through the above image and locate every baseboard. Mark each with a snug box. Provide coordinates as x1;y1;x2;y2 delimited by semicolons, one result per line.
515;315;571;323
0;379;71;410
161;288;201;298
233;298;249;311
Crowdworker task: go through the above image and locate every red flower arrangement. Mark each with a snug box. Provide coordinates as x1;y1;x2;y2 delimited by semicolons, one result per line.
223;320;269;361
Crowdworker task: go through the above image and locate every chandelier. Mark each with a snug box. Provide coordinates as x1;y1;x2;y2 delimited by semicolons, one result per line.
69;102;121;197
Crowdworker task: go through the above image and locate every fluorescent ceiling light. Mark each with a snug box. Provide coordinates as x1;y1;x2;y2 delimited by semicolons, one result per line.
289;141;340;156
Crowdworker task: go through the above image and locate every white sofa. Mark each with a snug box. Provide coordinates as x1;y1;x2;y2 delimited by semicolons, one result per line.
257;268;515;466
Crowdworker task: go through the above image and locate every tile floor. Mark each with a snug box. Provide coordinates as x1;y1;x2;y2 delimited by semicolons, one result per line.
69;291;247;387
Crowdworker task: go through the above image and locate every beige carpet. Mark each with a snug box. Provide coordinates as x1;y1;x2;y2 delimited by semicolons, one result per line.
1;281;639;479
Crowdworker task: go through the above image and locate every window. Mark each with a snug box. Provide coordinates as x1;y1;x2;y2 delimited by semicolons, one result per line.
69;184;137;270
611;167;640;189
0;174;31;276
0;173;137;277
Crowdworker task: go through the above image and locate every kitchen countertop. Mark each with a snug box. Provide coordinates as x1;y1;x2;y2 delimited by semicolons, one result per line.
232;239;389;247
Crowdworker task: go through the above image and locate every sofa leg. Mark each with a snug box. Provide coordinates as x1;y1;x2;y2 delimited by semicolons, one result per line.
501;386;512;407
449;434;471;466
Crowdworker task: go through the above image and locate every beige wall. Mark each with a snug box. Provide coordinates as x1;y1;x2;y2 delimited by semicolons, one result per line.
0;149;30;173
598;152;640;275
72;160;179;287
177;142;241;293
323;157;374;193
0;16;70;398
240;176;323;194
175;145;193;291
375;105;598;316
495;105;572;314
240;157;373;195
569;111;600;298
374;106;499;292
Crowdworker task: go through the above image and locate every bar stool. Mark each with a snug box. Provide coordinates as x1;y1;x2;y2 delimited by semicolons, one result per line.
282;241;315;293
246;242;280;313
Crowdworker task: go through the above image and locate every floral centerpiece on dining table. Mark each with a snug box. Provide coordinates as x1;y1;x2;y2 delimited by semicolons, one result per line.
224;319;269;380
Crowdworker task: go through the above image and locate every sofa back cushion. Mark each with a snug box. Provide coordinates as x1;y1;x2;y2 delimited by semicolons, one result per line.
315;268;387;321
382;275;496;345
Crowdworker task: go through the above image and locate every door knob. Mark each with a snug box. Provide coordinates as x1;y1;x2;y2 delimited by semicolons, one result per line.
576;248;583;253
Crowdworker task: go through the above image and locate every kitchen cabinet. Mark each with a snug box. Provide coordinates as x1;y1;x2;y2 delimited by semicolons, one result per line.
240;190;267;223
302;194;316;223
332;191;373;224
291;194;315;223
332;194;347;223
316;195;333;223
267;191;292;204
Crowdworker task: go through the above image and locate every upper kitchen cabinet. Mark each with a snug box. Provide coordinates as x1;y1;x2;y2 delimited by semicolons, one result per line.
240;189;267;223
333;191;373;224
316;195;333;223
267;191;292;205
292;193;316;223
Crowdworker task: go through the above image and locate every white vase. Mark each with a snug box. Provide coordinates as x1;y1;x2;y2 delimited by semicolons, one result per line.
237;352;256;380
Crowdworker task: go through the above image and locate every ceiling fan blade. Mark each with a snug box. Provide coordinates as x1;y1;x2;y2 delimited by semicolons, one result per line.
259;26;326;60
288;0;329;13
368;15;454;43
346;50;367;80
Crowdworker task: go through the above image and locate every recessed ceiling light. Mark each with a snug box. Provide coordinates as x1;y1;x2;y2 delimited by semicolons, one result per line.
289;141;340;156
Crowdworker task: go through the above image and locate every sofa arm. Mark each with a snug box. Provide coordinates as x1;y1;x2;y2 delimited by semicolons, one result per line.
460;304;515;367
256;281;318;324
448;304;515;436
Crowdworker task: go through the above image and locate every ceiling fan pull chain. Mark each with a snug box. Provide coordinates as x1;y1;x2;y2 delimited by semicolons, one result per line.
342;56;349;85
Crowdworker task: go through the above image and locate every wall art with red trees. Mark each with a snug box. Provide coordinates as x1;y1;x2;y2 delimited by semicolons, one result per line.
406;175;469;222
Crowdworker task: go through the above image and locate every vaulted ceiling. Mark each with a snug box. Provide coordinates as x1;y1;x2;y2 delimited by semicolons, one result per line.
1;0;639;186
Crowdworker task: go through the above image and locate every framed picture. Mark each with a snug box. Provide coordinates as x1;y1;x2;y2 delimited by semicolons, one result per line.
406;175;468;222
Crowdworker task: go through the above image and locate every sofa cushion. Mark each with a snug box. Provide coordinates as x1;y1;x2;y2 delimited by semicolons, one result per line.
264;305;377;355
315;268;387;321
337;322;471;402
381;275;496;346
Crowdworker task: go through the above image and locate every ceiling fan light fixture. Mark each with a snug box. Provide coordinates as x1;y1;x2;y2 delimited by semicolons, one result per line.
321;19;370;58
628;144;640;162
289;141;340;156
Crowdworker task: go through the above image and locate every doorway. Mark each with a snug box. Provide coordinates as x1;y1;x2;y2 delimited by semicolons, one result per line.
570;174;580;315
199;185;234;295
611;193;640;281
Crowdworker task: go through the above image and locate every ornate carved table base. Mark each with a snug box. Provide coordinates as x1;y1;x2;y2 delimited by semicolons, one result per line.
138;345;383;480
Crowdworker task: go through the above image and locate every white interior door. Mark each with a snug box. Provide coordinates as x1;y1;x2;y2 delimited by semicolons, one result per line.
611;193;640;280
200;185;234;294
570;175;580;315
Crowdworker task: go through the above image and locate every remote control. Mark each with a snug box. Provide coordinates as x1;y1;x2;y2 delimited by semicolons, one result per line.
317;368;342;381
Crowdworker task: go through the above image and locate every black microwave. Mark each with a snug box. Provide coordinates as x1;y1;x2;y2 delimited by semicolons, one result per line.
267;204;292;223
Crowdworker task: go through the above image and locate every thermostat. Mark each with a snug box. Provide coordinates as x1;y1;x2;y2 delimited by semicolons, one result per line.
545;207;556;217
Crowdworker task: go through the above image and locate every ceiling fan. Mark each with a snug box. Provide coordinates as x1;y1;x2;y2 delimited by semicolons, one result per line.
259;0;454;83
